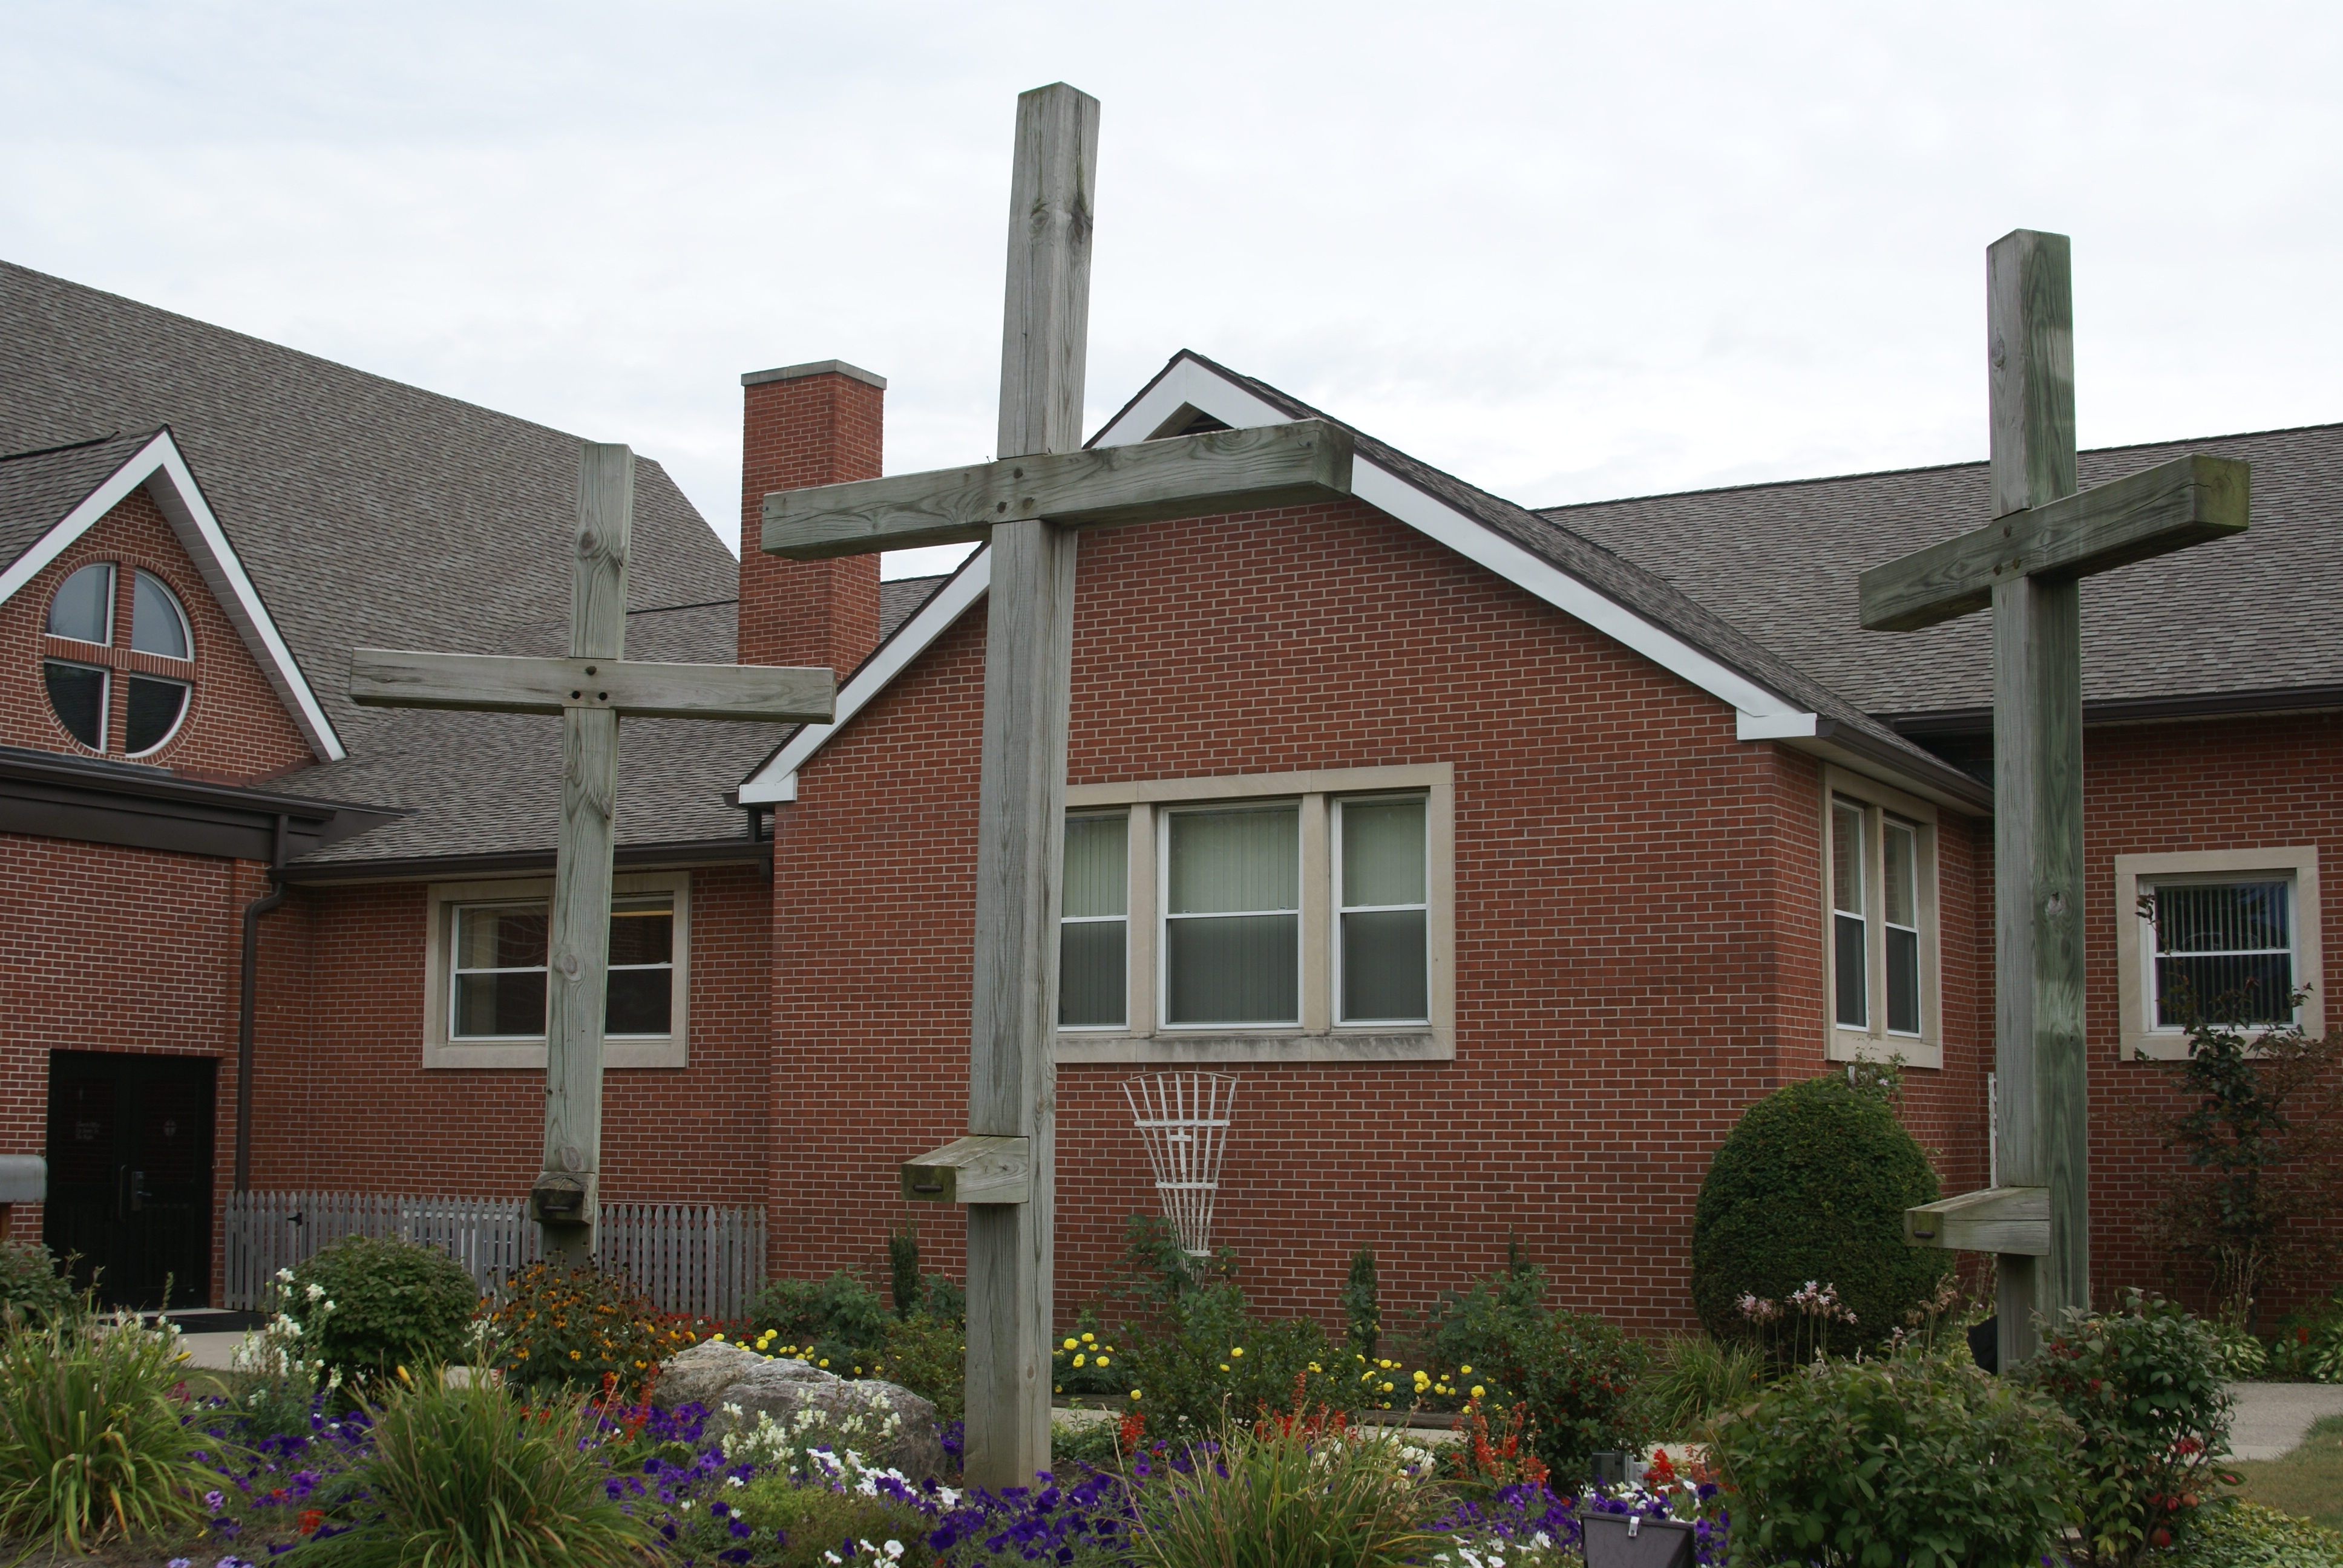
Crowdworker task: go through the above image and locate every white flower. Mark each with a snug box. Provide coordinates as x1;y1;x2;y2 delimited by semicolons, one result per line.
824;1555;842;1566
305;1282;327;1302
883;1544;905;1561
724;1474;744;1489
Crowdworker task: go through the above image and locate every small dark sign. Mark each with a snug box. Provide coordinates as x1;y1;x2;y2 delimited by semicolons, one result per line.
1578;1508;1696;1568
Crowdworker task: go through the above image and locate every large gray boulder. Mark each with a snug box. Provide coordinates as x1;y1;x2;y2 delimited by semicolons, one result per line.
656;1339;944;1482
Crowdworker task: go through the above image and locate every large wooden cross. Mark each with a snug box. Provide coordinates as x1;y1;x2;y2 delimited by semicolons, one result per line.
348;445;836;1266
759;83;1354;1489
1863;230;2249;1368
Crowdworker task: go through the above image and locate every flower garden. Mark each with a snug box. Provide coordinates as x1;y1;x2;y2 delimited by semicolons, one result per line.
0;1051;2338;1567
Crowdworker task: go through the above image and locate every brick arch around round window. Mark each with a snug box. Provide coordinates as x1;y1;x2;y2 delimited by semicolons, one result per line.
8;490;314;780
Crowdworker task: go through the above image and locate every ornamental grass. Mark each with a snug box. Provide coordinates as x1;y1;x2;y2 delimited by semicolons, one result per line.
0;1308;218;1555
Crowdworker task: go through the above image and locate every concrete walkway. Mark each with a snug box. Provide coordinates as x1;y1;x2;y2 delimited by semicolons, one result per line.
2228;1381;2343;1461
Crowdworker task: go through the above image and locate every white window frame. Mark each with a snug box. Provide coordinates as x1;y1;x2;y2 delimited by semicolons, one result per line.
128;569;193;661
47;561;116;645
422;869;691;1070
2114;847;2323;1062
122;673;191;757
1821;766;1942;1068
42;658;110;752
1058;809;1132;1032
1057;764;1453;1065
1332;794;1433;1028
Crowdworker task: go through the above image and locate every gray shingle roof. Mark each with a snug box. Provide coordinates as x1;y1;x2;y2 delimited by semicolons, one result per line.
1541;422;2343;720
0;430;143;571
0;260;765;867
1148;352;1970;783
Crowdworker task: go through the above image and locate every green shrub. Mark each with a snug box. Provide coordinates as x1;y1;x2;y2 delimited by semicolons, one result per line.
286;1234;479;1385
1642;1333;1771;1436
1418;1247;1650;1477
1052;1310;1128;1400
875;1310;965;1422
749;1270;893;1368
1133;1418;1439;1568
1342;1247;1381;1363
888;1224;922;1319
1118;1284;1340;1444
289;1373;652;1568
0;1313;217;1554
486;1262;702;1397
2166;1498;2343;1567
1691;1073;1952;1356
0;1243;79;1329
2013;1291;2235;1567
1708;1345;2079;1568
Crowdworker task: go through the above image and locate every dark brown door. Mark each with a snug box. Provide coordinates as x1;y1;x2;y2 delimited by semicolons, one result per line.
44;1052;215;1308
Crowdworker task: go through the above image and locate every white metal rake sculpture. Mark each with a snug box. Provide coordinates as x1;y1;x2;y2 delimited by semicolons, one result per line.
1122;1071;1237;1259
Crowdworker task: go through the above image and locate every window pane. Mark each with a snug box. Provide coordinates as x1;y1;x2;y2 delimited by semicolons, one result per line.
47;563;111;644
605;969;672;1035
457;905;548;970
455;972;546;1036
1883;822;1916;929
2157;882;2289;953
608;900;673;965
1060;920;1127;1028
1168;806;1298;914
1342;799;1426;907
44;662;106;748
1064;814;1129;920
1831;802;1864;916
124;677;188;754
2157;953;2294;1027
1887;927;1920;1034
1343;908;1427;1021
1834;912;1867;1028
1167;913;1297;1025
130;571;189;658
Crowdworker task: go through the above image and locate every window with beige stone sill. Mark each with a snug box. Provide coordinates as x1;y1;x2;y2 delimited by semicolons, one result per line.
2114;846;2323;1062
1053;764;1454;1065
1821;766;1944;1070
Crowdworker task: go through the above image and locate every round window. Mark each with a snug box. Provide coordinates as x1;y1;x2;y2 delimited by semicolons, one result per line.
41;562;194;757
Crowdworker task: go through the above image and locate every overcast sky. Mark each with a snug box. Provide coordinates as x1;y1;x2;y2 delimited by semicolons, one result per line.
6;2;2338;579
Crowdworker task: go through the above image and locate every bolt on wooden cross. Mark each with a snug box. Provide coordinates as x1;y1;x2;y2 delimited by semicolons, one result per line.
761;83;1353;1489
1863;230;2249;1369
349;445;835;1266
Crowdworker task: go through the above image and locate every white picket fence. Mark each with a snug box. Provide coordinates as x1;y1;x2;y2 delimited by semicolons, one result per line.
221;1191;765;1321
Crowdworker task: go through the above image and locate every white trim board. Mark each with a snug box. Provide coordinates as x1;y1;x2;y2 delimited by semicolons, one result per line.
0;430;346;761
738;355;1860;803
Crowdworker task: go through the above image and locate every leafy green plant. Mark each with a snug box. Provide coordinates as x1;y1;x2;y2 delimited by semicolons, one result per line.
668;1469;933;1566
289;1371;653;1568
1642;1333;1771;1436
0;1242;80;1329
487;1261;703;1397
1052;1313;1127;1400
887;1224;922;1319
0;1310;218;1554
1691;1073;1952;1357
1708;1345;2079;1568
1342;1247;1380;1364
1112;1214;1236;1316
874;1310;965;1422
749;1270;893;1368
1118;1284;1340;1443
2012;1290;2236;1567
286;1233;480;1387
2134;978;2343;1330
2162;1498;2343;1568
227;1269;340;1442
1132;1417;1440;1568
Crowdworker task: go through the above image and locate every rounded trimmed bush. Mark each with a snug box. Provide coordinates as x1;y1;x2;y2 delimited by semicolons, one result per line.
286;1233;480;1383
1691;1074;1950;1354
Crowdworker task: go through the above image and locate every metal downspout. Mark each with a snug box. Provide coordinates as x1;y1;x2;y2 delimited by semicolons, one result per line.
234;814;289;1192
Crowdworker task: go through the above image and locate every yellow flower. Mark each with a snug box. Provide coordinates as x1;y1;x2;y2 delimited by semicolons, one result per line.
818;1359;830;1368
1219;1364;1231;1373
1471;1385;1486;1399
713;1333;726;1342
1380;1381;1395;1393
1230;1347;1244;1358
1064;1338;1079;1351
1308;1362;1322;1373
571;1350;582;1360
1130;1389;1142;1400
1459;1365;1472;1375
1081;1332;1095;1343
1095;1356;1110;1367
1072;1354;1086;1367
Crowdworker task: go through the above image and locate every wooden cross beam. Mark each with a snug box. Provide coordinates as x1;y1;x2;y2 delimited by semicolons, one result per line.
350;443;835;1267
759;83;1353;1490
1860;230;2249;1369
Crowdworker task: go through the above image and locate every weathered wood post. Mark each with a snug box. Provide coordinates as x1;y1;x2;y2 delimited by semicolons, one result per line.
350;444;836;1267
1867;231;2249;1367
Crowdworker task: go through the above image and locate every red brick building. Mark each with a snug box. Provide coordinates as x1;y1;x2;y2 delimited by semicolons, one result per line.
2;260;2335;1330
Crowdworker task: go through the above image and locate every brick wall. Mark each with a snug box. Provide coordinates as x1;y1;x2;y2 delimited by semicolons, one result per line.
738;368;883;675
766;497;1994;1338
2;489;316;779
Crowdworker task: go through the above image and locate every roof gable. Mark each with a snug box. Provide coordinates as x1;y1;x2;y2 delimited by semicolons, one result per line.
0;427;342;760
740;353;1988;812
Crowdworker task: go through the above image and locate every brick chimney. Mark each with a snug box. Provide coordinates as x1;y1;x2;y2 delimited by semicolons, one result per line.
738;360;885;673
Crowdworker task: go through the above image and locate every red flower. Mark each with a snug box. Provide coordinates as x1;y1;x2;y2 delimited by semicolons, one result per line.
297;1509;324;1535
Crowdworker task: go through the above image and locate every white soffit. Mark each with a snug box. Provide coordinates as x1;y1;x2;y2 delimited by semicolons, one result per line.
0;431;347;761
740;355;1823;802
